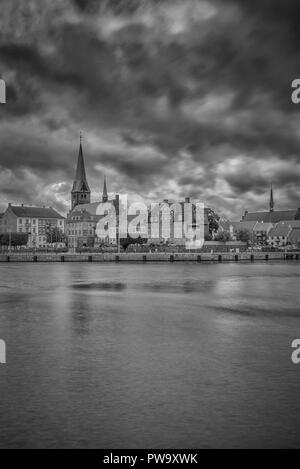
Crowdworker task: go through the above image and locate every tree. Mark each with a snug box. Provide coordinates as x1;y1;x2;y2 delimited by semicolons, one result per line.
0;233;28;247
236;229;250;243
120;235;147;251
206;208;220;236
46;226;66;244
214;230;231;242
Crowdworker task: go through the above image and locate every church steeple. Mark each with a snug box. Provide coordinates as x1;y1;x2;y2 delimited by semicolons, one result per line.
269;183;274;213
102;176;108;202
71;134;91;210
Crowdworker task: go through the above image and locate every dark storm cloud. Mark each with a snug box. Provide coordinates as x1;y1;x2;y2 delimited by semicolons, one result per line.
0;0;299;217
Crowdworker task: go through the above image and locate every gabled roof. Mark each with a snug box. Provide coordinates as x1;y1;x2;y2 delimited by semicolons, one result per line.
268;224;291;238
68;209;97;222
288;228;300;244
71;201;110;216
253;222;274;233
231;221;258;232
278;220;300;229
242;210;297;223
8;205;65;219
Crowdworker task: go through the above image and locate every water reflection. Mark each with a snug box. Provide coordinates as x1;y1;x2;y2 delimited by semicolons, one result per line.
0;262;300;448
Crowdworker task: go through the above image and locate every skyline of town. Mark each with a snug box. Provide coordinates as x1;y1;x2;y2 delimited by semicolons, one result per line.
0;135;298;221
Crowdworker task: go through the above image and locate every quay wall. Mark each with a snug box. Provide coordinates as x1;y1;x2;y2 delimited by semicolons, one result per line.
0;252;299;263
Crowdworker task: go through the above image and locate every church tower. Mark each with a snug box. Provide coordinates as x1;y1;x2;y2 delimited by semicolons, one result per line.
71;135;91;210
269;183;274;213
102;176;108;203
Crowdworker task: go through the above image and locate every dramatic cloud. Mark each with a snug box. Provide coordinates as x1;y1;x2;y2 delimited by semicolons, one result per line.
0;0;299;218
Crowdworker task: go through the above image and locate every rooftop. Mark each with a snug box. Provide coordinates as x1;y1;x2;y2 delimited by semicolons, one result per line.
242;210;298;223
8;205;65;219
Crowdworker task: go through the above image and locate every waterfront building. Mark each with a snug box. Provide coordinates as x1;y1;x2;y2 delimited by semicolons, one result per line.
0;204;65;247
288;227;300;246
253;222;274;245
268;220;300;248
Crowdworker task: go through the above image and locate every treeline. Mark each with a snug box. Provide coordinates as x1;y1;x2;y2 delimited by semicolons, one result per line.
0;233;28;246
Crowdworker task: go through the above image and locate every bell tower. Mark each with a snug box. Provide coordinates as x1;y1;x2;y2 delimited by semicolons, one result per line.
71;134;91;210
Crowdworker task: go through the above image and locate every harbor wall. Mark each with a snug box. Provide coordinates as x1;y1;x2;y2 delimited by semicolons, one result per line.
0;252;299;263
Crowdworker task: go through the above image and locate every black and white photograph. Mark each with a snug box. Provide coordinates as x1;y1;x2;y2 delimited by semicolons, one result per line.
0;0;300;455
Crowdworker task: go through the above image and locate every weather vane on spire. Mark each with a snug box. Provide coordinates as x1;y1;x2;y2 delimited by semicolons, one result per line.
80;131;83;145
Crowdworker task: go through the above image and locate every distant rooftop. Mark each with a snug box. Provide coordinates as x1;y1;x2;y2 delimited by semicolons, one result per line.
8;205;65;219
242;210;298;223
269;224;291;238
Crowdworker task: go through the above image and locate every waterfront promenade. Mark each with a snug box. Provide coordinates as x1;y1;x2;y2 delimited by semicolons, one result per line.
0;251;299;263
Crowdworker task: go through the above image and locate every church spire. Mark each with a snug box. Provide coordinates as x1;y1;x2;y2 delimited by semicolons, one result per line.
269;183;274;213
71;134;91;210
102;176;108;202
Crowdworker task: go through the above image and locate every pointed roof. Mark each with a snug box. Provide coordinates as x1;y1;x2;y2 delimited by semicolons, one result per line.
72;138;90;193
102;176;108;202
270;183;274;212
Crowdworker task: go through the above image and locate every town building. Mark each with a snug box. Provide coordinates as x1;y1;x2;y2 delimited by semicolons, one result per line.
0;204;65;247
253;222;274;245
268;220;300;248
288;228;300;247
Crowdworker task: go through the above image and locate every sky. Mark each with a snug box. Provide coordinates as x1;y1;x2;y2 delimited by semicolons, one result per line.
0;0;300;219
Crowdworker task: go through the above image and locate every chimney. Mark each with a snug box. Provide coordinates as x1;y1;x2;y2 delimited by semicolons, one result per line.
185;197;190;204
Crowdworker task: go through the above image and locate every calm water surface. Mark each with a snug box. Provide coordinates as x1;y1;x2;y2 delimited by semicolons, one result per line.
0;262;300;448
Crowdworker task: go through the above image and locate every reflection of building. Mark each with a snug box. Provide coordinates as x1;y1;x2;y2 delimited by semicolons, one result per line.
0;204;65;247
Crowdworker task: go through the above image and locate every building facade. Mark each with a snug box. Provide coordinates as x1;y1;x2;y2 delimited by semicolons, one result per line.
0;204;65;247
